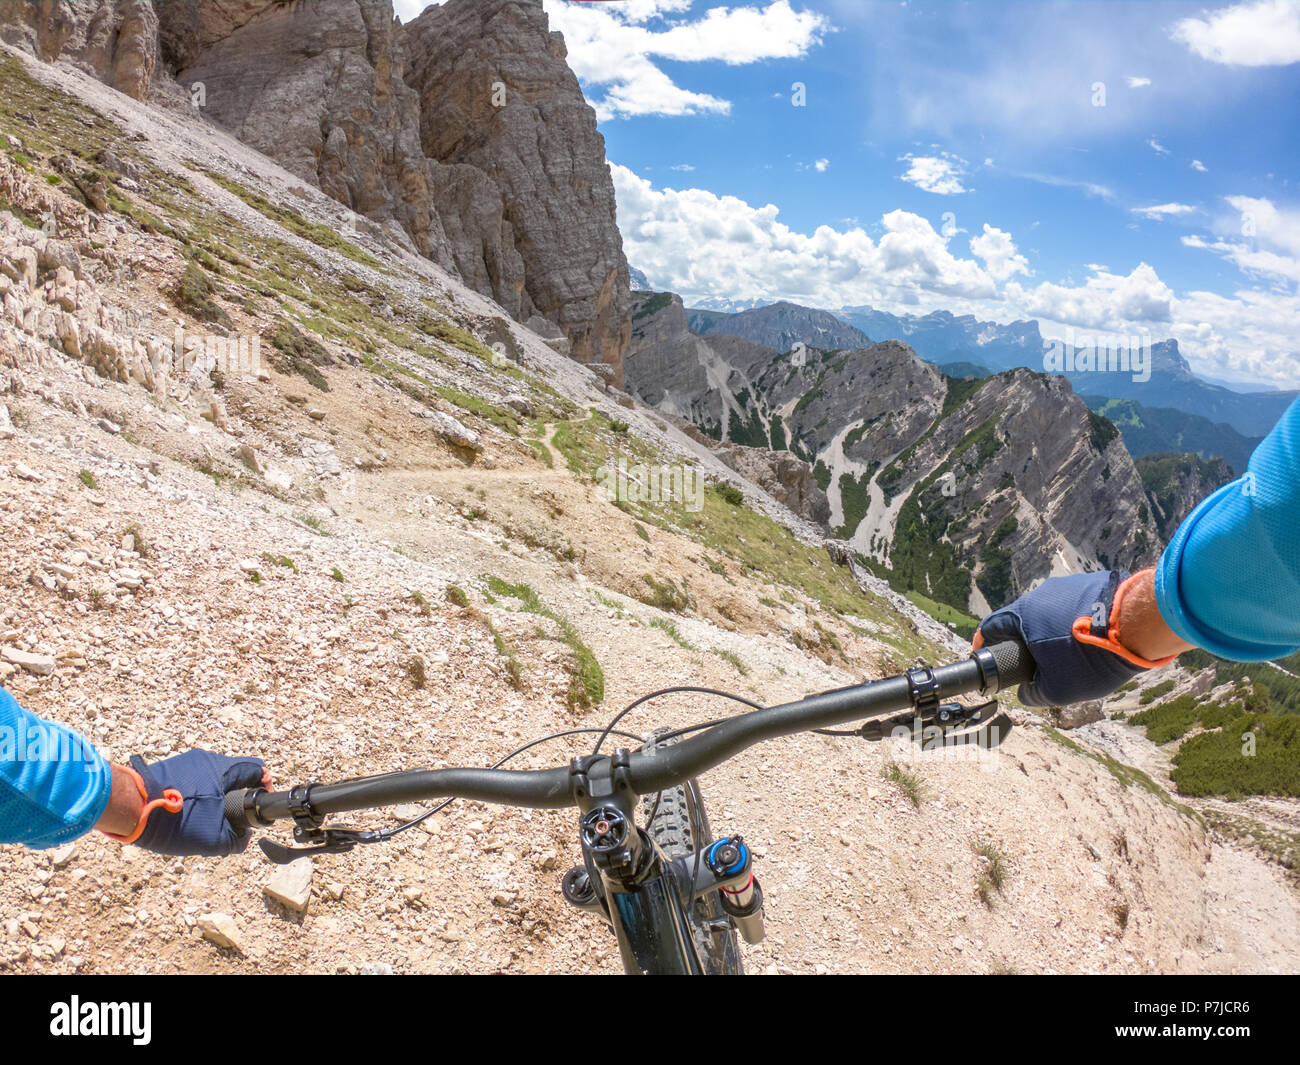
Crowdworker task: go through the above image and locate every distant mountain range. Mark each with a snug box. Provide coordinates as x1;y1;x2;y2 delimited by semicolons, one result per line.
680;298;1297;442
1084;397;1262;478
687;302;870;354
625;291;1163;617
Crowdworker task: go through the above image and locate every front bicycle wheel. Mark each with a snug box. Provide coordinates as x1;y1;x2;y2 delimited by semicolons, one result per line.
640;729;744;975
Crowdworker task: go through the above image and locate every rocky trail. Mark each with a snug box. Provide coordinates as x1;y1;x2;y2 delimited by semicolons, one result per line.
0;39;1296;977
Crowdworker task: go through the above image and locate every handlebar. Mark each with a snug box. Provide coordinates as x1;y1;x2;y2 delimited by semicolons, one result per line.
225;641;1033;834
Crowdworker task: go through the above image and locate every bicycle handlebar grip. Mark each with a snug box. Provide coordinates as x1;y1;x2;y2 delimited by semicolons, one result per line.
224;788;251;834
987;639;1035;689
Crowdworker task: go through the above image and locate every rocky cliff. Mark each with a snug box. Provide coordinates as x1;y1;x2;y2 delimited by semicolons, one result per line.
0;0;631;383
404;0;630;382
712;442;831;528
0;0;158;99
627;290;1163;616
1136;451;1236;540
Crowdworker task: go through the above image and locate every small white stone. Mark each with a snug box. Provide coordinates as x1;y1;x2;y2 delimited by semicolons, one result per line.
263;858;313;913
196;913;244;953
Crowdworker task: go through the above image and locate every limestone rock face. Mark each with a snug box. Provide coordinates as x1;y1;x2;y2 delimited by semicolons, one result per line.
161;0;450;266
4;0;632;382
0;0;159;100
1135;452;1235;541
403;0;630;384
713;443;831;528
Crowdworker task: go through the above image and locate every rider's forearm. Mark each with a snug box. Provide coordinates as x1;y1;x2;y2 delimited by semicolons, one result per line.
1115;569;1195;662
1154;396;1300;661
93;765;146;837
0;686;114;848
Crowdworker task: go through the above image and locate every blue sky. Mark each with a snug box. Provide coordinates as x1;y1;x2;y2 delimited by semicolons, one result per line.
398;1;1300;388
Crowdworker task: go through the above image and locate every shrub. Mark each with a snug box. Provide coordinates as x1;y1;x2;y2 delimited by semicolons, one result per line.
406;655;427;690
711;481;744;507
172;263;230;326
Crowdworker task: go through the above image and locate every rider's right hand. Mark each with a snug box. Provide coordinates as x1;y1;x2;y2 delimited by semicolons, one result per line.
973;569;1176;707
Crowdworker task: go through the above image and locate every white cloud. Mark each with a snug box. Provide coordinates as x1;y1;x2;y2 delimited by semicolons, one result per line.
613;168;1300;386
1191;159;1208;171
1225;194;1300;256
1010;170;1117;203
670;163;696;172
1006;264;1175;327
1147;137;1171;156
1171;0;1300;66
543;1;830;119
898;154;968;195
1182;195;1300;283
1184;234;1300;283
970;225;1030;283
814;158;830;173
1126;76;1152;87
1132;202;1197;220
612;163;999;306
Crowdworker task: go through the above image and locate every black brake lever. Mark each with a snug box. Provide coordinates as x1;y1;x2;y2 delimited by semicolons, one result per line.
855;700;1001;741
258;826;388;864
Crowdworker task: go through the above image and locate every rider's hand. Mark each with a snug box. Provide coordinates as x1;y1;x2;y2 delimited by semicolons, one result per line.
973;569;1178;707
111;749;269;857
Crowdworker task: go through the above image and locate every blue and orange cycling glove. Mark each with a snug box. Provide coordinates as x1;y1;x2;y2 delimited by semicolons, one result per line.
102;749;267;856
976;569;1178;707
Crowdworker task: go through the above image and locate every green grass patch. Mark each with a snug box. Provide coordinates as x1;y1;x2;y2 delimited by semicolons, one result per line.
434;385;520;436
483;576;603;709
974;840;1009;907
1138;678;1178;705
172;263;231;326
883;762;927;808
649;617;695;650
200;168;381;268
1043;726;1199;819
637;574;693;613
905;590;979;641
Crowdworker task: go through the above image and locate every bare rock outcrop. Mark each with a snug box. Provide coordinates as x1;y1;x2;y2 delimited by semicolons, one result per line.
5;0;631;383
713;442;831;528
0;0;159;100
403;0;629;384
160;0;451;267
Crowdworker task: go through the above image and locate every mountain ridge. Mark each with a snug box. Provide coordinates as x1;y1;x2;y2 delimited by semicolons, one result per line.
683;296;1296;441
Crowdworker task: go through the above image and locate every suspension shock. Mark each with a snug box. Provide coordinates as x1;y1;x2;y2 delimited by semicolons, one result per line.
707;837;765;944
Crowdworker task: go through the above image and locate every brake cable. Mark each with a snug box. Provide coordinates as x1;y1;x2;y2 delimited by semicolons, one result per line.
261;725;648;862
590;685;767;756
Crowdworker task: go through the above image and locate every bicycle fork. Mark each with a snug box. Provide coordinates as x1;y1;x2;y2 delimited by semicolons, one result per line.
560;804;765;973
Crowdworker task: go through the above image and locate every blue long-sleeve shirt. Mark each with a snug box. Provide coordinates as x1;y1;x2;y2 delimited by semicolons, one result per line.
0;686;111;848
1156;396;1300;660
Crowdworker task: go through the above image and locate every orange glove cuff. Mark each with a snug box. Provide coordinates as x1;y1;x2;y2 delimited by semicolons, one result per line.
1071;568;1179;670
100;764;184;844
